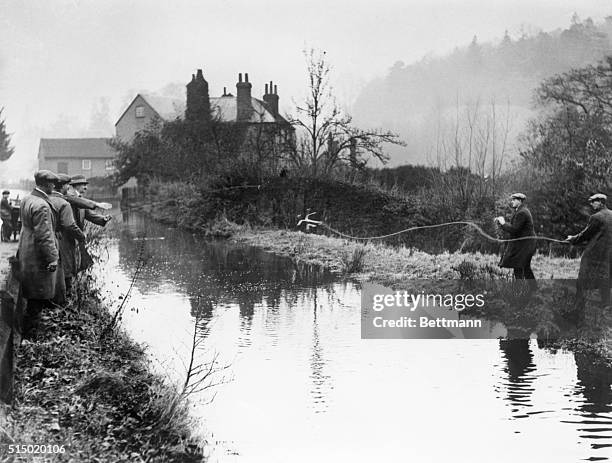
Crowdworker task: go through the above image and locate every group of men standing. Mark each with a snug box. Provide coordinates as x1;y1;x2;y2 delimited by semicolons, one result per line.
495;191;612;314
17;170;112;333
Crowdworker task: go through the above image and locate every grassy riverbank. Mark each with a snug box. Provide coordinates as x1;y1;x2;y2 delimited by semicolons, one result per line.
232;227;581;282
2;275;204;462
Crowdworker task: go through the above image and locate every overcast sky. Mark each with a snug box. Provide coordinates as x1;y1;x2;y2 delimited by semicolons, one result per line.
1;0;610;180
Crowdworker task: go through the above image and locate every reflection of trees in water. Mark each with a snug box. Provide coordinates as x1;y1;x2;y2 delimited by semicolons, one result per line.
497;339;537;418
571;352;612;453
310;290;330;413
114;212;337;338
112;213;345;407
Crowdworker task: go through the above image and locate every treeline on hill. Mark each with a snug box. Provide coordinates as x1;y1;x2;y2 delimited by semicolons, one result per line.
353;15;612;165
113;51;612;255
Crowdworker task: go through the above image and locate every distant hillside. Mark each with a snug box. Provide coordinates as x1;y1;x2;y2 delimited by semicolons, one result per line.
354;15;612;166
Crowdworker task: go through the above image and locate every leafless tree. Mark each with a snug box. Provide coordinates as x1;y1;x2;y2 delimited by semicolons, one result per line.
287;49;404;177
429;97;514;208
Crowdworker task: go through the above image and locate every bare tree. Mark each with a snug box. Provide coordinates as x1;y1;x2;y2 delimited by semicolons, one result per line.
287;49;404;177
429;97;514;209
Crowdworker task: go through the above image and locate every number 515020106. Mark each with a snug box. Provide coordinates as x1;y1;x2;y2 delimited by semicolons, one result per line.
3;444;67;455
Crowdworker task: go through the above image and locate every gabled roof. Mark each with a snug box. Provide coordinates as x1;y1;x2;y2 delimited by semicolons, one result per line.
141;94;185;120
38;138;115;159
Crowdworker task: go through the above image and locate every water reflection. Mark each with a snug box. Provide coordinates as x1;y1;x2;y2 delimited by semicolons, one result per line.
499;339;537;418
96;212;612;462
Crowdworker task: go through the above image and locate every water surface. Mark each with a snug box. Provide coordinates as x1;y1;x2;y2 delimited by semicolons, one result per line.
95;212;612;463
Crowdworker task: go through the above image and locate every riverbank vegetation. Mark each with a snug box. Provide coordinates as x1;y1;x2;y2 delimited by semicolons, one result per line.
2;261;205;461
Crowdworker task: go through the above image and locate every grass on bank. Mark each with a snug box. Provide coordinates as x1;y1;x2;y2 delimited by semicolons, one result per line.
2;274;205;462
232;227;581;284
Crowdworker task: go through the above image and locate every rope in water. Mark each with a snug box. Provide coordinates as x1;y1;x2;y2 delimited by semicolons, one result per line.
319;221;569;244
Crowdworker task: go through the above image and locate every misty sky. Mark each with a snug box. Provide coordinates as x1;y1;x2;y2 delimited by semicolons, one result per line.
1;0;610;180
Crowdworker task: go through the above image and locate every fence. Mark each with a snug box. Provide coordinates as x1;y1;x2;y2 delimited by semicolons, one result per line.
0;257;25;403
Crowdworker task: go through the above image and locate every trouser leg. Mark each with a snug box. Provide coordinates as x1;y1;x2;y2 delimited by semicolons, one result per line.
514;268;525;279
65;276;73;298
598;280;611;307
23;299;51;336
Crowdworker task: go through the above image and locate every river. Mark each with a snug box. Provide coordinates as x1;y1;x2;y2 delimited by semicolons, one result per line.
93;211;612;463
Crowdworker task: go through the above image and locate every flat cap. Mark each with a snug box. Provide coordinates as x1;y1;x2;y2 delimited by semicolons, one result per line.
511;193;526;200
589;193;607;202
2;190;9;195
55;174;72;185
34;170;59;184
70;174;89;185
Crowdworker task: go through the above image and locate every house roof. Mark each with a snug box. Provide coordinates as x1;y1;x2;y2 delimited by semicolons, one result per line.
141;94;185;120
211;96;278;123
38;138;115;159
119;93;289;125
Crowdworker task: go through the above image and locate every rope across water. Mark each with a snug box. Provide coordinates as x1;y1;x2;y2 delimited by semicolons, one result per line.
320;221;569;244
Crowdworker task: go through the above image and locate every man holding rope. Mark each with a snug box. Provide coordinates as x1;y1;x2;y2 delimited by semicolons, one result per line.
566;193;612;313
495;193;537;285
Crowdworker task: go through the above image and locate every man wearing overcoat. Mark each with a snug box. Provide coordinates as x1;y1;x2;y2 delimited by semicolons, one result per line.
48;174;86;300
566;193;612;311
67;174;111;271
0;190;12;241
17;171;61;330
495;193;537;282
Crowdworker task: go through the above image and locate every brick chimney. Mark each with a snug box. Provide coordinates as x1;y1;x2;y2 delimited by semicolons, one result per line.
263;80;279;118
186;68;210;122
236;73;252;122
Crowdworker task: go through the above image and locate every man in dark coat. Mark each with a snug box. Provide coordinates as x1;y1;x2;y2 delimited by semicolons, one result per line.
1;190;11;241
67;175;112;271
17;171;60;333
495;193;537;282
566;193;612;310
49;174;86;300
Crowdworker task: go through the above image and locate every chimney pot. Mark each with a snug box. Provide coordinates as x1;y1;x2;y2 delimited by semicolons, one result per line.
223;86;227;96
239;73;242;83
274;85;277;95
265;83;269;94
196;69;203;78
245;73;249;83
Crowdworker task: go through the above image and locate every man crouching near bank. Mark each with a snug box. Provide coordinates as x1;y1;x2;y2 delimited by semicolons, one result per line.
495;193;537;288
17;170;60;335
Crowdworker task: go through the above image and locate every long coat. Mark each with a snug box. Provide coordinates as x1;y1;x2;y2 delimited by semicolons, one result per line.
499;205;537;268
569;206;612;288
17;189;60;300
0;198;11;222
49;192;86;281
65;192;107;271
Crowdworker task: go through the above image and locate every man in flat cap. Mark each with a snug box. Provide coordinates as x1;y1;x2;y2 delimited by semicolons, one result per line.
49;174;86;300
566;193;612;313
495;193;537;285
17;170;61;333
67;174;111;271
0;190;11;241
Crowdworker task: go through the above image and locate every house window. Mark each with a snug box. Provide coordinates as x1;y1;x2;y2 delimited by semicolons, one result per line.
135;106;145;118
105;159;114;171
57;162;68;174
82;159;91;170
